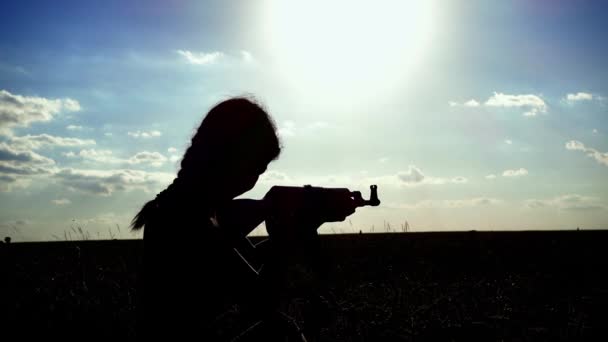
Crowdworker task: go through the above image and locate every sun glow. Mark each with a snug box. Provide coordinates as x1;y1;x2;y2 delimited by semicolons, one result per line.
262;0;436;108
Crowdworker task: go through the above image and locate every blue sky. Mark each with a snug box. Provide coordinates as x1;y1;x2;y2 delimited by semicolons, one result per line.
1;0;607;241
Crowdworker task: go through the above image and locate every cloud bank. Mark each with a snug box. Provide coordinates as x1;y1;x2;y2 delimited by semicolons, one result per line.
9;134;95;150
0;89;81;134
69;149;168;167
53;168;173;196
525;194;604;211
394;197;503;209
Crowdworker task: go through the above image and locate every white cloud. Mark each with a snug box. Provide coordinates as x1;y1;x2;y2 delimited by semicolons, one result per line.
176;50;223;65
525;194;605;211
104;132;113;137
485;92;547;116
450;92;547;116
485;174;497;179
128;130;162;138
0;142;55;169
450;99;480;107
62;99;82;112
168;148;180;163
177;49;256;66
0;138;169;193
367;166;467;187
464;99;480;107
0;89;81;134
378;157;389;163
76;149;168;167
565;140;585;150
66;125;83;131
0;97;85;190
502;168;528;177
9;134;95;150
592;129;598;135
0;160;53;175
565;92;593;102
52;198;71;205
53;168;174;196
0;142;56;191
127;151;168;167
505;139;513;145
78;149;116;163
565;140;608;167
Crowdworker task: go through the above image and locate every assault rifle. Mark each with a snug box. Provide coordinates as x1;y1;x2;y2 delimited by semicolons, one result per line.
216;185;380;239
263;184;380;237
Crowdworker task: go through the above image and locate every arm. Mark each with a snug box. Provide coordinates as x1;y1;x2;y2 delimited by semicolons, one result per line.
215;198;267;239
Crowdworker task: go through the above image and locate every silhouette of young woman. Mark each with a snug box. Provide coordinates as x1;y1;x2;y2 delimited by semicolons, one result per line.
132;97;287;340
132;97;357;340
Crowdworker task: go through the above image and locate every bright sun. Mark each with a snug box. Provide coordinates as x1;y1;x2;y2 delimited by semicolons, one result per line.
262;0;436;107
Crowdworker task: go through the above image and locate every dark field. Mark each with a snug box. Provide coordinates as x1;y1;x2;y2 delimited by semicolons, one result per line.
4;231;608;341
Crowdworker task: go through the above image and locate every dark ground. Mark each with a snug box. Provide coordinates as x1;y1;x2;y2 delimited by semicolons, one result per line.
3;230;608;341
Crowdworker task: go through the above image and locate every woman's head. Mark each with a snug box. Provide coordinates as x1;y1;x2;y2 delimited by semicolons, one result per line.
131;96;281;231
178;97;281;198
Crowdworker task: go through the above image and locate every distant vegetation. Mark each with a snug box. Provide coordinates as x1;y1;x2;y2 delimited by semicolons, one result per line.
4;231;608;340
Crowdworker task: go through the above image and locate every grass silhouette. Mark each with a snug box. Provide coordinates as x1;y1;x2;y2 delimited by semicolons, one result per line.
4;230;608;340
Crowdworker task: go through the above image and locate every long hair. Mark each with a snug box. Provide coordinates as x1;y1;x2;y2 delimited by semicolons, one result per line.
131;97;281;231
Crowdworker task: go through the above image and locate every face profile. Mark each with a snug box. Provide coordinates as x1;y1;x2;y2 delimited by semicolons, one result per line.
221;159;268;201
